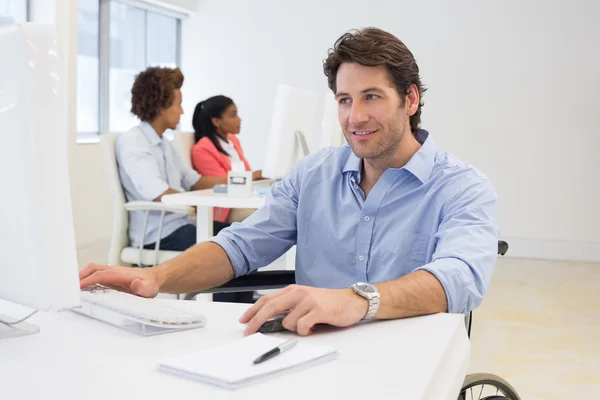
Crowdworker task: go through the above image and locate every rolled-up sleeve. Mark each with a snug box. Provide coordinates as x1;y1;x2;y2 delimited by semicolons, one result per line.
116;135;168;201
414;177;499;314
172;146;201;191
210;166;301;277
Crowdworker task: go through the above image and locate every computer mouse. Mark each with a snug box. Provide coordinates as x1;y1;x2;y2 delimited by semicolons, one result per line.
257;315;289;333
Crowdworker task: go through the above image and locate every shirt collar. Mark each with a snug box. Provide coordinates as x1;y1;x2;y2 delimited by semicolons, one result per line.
140;121;162;146
342;129;437;184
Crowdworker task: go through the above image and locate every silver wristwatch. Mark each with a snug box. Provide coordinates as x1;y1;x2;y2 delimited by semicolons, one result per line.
351;282;380;320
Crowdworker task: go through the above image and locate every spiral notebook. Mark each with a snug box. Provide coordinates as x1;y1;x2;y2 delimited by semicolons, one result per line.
158;333;338;389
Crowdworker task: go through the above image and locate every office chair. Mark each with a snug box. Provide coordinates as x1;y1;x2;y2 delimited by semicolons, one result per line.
458;240;521;400
172;131;195;169
100;133;191;268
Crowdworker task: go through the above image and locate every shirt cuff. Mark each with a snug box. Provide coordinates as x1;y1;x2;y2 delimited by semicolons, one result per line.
414;257;473;314
210;234;248;278
183;171;201;191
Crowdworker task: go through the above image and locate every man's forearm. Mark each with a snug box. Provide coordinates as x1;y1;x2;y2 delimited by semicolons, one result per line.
153;242;235;294
193;176;228;190
374;270;448;319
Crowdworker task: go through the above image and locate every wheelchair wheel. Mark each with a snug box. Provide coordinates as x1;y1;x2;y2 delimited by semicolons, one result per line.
458;373;521;400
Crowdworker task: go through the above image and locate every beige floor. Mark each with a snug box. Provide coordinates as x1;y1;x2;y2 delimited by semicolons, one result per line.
469;257;600;399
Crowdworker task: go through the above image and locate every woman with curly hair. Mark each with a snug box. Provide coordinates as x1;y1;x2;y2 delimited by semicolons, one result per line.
116;66;228;253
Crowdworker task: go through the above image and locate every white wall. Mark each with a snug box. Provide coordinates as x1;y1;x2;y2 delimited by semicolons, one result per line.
180;0;600;261
49;0;600;265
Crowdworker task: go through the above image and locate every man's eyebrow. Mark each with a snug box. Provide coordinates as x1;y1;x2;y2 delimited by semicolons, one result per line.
360;87;384;94
335;87;385;98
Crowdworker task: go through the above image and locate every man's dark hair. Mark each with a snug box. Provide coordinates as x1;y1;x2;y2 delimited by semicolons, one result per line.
130;66;184;122
323;27;426;133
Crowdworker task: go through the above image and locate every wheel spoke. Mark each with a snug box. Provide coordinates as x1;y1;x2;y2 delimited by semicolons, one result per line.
461;376;518;400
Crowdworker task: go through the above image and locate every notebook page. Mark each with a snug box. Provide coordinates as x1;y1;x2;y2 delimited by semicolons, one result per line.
158;333;337;388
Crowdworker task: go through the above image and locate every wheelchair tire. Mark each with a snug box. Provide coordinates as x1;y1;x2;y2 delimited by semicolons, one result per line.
458;373;521;400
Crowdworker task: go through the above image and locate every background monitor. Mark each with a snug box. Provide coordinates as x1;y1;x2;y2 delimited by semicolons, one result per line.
262;84;319;180
318;92;345;149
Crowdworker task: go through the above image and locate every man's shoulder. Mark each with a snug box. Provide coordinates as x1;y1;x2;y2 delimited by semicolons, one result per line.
117;125;148;148
297;145;352;175
431;150;496;196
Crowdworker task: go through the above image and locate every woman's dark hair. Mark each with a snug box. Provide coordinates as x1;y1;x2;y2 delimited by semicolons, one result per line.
192;95;235;155
323;27;426;134
131;67;184;122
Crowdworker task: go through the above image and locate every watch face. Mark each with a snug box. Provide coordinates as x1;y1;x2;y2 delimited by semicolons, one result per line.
357;283;376;293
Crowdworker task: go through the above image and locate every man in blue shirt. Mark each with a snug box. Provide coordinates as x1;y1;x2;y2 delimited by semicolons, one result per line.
81;28;499;336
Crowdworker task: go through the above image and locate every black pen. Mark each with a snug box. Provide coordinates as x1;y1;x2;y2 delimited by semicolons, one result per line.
253;339;299;365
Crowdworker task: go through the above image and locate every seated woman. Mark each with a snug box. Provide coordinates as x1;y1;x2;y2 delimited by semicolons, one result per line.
191;95;263;224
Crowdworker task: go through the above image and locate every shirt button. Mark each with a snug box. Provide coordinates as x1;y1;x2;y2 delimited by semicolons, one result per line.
364;216;370;222
359;255;365;261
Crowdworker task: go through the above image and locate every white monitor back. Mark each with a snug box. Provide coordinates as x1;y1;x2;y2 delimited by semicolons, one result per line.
319;92;346;149
262;84;319;179
0;24;80;311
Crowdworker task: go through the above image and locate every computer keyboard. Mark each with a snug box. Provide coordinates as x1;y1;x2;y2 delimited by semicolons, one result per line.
72;286;207;336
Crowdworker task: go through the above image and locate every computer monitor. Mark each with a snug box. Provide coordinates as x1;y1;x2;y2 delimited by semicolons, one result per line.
262;84;319;180
318;92;346;149
0;24;80;338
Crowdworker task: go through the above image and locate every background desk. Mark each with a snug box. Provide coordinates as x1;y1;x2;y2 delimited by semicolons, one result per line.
162;189;294;272
0;300;470;400
162;189;265;243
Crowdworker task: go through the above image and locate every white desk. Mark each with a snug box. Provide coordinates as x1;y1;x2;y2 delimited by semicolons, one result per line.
162;189;294;272
0;300;470;400
162;189;265;243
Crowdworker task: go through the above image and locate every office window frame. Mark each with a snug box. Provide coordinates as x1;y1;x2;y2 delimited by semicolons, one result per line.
0;0;30;25
76;0;185;143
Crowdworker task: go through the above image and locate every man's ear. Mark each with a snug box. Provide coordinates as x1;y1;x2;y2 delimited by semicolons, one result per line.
406;84;419;117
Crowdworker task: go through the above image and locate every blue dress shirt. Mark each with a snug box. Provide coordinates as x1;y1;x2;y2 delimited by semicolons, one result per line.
212;130;499;313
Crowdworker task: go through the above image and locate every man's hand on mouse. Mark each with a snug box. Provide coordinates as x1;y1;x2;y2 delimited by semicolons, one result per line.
239;285;368;336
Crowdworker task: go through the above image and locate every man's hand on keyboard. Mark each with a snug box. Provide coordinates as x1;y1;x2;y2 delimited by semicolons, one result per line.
79;263;159;298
